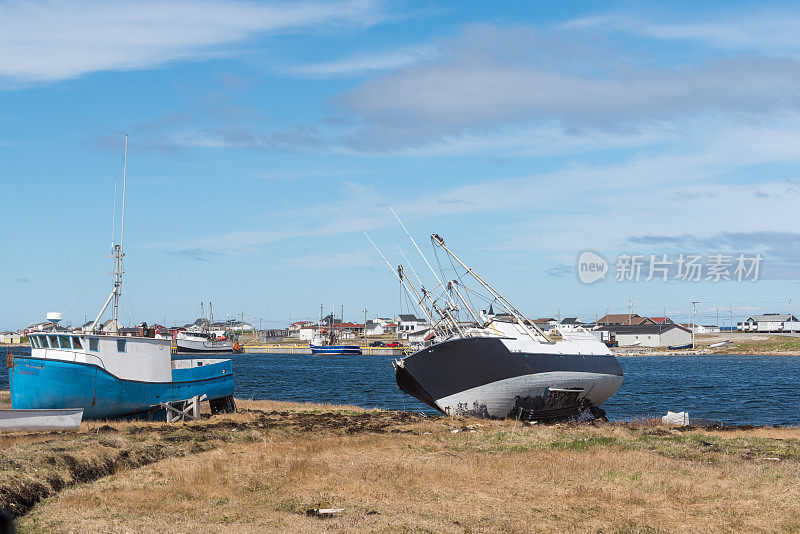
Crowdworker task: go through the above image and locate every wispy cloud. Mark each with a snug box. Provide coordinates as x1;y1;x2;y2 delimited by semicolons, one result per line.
625;231;800;280
565;9;800;52
334;20;800;152
170;248;226;262
0;0;386;84
15;277;31;284
292;45;440;78
545;265;572;277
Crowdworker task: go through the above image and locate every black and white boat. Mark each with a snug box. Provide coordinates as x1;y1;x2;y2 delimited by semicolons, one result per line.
378;233;623;421
176;331;235;353
175;302;240;354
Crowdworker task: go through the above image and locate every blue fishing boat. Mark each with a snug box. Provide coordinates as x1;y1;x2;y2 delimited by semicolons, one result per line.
310;344;362;355
309;306;362;355
8;136;235;420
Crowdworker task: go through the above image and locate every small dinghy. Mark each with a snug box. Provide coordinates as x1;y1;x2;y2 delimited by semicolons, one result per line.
708;340;730;348
0;409;83;432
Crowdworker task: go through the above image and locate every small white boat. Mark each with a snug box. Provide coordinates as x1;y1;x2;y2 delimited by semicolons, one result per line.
709;340;730;348
0;408;83;432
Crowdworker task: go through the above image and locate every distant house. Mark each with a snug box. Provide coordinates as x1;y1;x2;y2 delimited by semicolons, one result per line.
649;317;675;325
597;314;655;326
738;314;800;332
557;317;587;333
596;324;691;347
0;331;21;343
299;324;318;341
288;321;313;338
396;315;429;339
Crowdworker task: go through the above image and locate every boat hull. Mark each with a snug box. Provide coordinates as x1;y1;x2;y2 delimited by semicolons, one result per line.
9;355;234;420
310;344;362;355
394;337;623;420
176;338;234;353
0;408;84;432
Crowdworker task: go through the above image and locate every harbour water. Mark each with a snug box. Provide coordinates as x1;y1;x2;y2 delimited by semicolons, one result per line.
3;349;798;426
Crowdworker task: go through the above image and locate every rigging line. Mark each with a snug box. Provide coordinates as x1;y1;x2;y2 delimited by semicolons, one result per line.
63;255;110;314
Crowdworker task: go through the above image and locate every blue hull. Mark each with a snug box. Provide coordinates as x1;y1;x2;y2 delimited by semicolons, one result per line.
310;345;362;355
9;356;234;420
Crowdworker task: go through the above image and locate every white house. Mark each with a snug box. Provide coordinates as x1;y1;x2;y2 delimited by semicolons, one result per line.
299;324;318;341
366;317;394;336
738;314;799;332
0;331;21;343
598;324;692;347
396;314;430;340
288;321;313;338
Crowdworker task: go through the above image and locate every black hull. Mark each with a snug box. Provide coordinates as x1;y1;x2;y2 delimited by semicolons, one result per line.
395;337;623;420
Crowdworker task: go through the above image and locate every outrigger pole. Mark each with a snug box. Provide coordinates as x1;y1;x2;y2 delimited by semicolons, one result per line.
390;207;455;307
364;232;434;323
431;234;550;342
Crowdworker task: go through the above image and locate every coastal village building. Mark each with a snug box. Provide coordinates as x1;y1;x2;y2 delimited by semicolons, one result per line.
288;321;312;338
0;331;21;343
397;315;430;339
596;314;655;326
596;324;692;347
738;314;800;332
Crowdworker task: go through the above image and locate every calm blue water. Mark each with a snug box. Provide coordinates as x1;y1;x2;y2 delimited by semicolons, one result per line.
3;349;799;426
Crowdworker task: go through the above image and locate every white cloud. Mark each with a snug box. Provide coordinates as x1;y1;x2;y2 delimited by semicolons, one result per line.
334;22;800;151
146;118;800;264
567;10;800;51
291;45;440;78
0;0;386;83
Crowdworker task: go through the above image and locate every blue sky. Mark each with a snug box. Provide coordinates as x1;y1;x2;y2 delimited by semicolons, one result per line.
2;0;800;330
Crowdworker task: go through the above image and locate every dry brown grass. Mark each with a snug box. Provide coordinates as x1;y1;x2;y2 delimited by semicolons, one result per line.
0;402;796;534
0;390;10;407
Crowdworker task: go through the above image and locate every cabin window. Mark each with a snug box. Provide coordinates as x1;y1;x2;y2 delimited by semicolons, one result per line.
47;335;57;348
72;337;83;349
117;339;126;352
58;335;71;349
89;338;99;351
31;336;41;348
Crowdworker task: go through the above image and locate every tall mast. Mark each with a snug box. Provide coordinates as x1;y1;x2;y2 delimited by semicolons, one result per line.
431;234;548;342
390;207;455;307
364;232;432;322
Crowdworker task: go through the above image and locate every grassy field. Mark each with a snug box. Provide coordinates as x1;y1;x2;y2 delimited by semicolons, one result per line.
614;333;800;356
1;395;799;533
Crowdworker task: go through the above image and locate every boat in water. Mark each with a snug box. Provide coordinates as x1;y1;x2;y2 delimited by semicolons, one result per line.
309;307;362;355
175;305;240;353
8;137;235;420
381;233;623;421
176;330;235;353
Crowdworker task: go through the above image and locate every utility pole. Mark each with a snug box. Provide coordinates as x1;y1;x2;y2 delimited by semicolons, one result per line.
628;298;632;325
364;307;368;347
690;301;699;348
730;305;733;333
790;298;794;334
